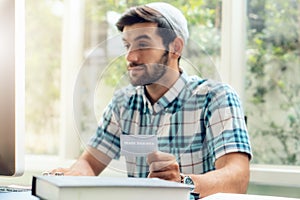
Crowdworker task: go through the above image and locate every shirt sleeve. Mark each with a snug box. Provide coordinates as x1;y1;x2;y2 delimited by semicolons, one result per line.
88;99;122;160
204;82;252;164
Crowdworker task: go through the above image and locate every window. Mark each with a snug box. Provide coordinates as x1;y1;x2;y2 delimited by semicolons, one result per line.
25;0;63;155
245;0;300;196
25;0;300;196
245;0;300;165
26;0;222;158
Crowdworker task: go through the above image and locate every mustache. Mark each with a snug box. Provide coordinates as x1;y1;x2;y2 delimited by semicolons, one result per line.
128;62;147;68
128;62;168;68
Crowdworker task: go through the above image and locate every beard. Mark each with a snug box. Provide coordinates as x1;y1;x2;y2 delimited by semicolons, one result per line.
128;51;169;86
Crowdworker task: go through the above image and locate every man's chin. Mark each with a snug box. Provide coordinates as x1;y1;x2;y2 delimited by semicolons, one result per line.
130;81;146;87
129;78;152;87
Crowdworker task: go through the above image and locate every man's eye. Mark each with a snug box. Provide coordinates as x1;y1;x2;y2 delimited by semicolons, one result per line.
138;43;149;49
124;44;130;50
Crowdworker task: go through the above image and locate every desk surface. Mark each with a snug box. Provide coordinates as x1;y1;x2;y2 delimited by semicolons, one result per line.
1;191;299;200
203;193;300;200
0;191;38;200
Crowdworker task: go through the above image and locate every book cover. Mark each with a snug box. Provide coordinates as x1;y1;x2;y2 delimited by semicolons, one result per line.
32;176;191;200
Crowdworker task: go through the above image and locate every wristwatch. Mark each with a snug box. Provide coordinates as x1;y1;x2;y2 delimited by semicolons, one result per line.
180;173;194;191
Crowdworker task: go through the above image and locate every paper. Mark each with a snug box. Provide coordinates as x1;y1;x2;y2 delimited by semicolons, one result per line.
120;135;158;156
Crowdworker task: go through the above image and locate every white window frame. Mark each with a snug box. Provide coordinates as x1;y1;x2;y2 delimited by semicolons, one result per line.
59;0;84;159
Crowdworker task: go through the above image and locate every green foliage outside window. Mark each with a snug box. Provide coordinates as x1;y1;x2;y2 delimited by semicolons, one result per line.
246;0;300;165
25;0;62;154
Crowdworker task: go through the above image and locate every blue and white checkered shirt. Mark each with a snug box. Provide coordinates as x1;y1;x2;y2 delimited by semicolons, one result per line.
89;72;252;177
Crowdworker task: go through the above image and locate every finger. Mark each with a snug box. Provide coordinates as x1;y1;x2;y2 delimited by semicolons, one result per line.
49;168;69;175
149;160;178;172
148;170;180;182
147;151;176;164
52;168;82;176
51;167;67;173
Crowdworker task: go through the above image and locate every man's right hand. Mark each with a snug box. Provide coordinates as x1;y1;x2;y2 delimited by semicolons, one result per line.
49;147;112;176
50;160;96;176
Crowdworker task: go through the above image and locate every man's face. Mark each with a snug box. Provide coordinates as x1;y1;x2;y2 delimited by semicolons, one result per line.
122;22;170;86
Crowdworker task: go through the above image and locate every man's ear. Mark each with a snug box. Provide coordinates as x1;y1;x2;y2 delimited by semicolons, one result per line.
170;37;184;58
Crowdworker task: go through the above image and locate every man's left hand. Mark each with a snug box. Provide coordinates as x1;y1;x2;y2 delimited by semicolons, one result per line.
147;151;181;182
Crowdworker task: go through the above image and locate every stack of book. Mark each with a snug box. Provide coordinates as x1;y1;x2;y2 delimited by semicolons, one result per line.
32;176;191;200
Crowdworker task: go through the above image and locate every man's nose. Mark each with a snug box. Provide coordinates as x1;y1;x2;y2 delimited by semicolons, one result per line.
125;48;139;63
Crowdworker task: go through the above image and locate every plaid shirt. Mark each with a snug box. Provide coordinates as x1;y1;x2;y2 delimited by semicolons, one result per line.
89;72;252;177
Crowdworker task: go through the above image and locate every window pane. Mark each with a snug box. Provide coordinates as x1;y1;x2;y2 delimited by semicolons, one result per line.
25;0;63;155
246;0;300;165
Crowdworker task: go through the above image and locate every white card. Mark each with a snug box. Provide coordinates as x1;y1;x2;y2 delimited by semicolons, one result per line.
120;135;158;156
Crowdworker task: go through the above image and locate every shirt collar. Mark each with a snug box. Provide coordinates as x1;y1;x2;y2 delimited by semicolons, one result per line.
139;71;189;113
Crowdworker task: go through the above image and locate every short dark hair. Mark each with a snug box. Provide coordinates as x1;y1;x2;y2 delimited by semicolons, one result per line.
116;6;177;51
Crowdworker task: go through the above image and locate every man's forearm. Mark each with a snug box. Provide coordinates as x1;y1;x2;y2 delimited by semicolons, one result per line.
189;153;250;198
76;147;112;176
52;147;111;176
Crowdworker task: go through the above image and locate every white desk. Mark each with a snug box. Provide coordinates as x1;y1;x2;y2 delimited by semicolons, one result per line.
203;193;300;200
0;191;38;200
1;192;299;200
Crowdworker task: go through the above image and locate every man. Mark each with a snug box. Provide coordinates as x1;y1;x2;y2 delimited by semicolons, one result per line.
52;2;252;198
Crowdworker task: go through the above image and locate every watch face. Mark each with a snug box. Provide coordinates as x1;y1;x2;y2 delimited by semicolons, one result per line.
184;176;194;185
183;176;194;192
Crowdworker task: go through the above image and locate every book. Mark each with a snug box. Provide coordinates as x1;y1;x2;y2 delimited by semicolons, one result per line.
31;176;191;200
